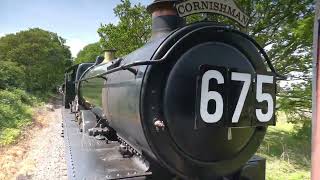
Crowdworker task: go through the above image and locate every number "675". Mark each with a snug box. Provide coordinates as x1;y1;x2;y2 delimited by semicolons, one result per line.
200;70;275;124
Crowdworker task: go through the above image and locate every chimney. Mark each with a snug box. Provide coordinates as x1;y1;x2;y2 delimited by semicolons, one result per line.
103;49;116;63
147;0;185;40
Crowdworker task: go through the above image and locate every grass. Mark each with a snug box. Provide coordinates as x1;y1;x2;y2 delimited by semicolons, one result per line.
0;89;41;146
0;89;55;146
257;112;311;180
0;128;22;145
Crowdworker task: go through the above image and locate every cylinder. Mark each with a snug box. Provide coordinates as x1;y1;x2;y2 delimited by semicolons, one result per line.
103;49;116;63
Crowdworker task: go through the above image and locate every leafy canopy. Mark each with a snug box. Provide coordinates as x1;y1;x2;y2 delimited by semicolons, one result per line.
0;28;72;92
243;0;314;130
98;0;151;57
0;61;24;89
74;42;102;64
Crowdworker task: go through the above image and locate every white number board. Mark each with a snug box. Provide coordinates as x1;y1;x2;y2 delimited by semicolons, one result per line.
195;65;276;127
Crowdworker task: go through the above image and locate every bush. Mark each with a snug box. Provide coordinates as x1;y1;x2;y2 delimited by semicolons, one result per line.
0;128;21;146
0;89;38;146
0;61;25;90
294;119;311;140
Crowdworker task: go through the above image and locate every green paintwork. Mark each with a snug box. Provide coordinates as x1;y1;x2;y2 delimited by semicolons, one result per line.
79;63;110;108
80;77;104;108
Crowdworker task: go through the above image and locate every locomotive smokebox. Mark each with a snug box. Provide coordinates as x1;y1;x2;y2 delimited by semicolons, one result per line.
147;0;185;39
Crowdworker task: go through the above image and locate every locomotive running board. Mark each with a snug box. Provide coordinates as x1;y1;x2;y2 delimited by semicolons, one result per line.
62;108;152;180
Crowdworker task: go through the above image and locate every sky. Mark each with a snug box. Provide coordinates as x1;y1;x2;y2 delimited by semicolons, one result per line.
0;0;150;57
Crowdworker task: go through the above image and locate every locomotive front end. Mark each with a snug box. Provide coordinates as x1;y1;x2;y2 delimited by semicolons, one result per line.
136;1;277;178
140;25;276;179
74;0;279;179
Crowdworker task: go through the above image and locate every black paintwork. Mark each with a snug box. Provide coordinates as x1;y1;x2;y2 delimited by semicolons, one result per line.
74;22;276;179
63;63;93;108
140;23;272;178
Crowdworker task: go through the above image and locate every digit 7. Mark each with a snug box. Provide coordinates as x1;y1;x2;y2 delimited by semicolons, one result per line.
231;72;252;123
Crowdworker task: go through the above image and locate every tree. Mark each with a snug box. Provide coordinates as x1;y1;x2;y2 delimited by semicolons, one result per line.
97;0;151;57
74;42;102;64
240;0;313;135
0;61;24;89
0;28;72;92
98;0;314;133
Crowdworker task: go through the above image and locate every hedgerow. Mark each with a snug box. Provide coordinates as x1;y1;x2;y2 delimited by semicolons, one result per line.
0;89;39;146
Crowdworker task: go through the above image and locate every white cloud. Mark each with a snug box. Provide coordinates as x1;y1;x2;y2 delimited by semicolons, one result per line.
0;33;5;38
66;38;88;58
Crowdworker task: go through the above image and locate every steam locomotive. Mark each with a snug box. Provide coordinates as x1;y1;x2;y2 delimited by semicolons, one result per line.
63;0;279;179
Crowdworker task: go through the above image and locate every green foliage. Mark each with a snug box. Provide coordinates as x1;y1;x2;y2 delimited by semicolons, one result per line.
0;128;21;146
0;89;38;146
278;82;312;137
258;114;310;179
74;42;102;64
0;28;72;92
250;0;314;130
0;28;71;145
294;119;311;140
0;61;24;89
242;0;313;128
98;0;151;57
